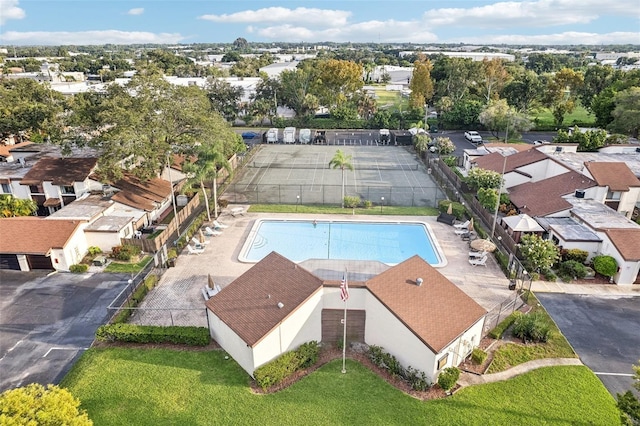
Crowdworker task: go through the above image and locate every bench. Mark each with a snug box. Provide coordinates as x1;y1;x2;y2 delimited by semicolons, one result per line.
436;213;456;226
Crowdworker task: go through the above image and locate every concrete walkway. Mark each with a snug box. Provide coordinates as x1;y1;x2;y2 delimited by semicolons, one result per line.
530;280;640;296
458;358;584;388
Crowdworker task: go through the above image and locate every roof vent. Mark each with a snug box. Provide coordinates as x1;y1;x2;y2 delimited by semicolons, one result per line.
575;189;585;199
555;146;563;153
277;302;284;309
416;278;423;286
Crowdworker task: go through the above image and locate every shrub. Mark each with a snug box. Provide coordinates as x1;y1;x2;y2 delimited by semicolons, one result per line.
438;367;460;391
88;246;102;255
543;270;557;282
343;196;361;208
558;260;587;282
69;264;88;273
593;255;618;277
217;198;229;208
404;366;431;391
95;324;210;346
488;311;522;339
438;200;466;220
512;311;551;343
253;341;320;390
0;384;92;425
362;199;373;209
296;341;320;369
471;348;488;365
442;155;457;167
561;248;589;264
111;244;142;261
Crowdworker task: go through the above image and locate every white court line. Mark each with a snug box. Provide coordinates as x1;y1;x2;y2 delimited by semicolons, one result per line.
0;340;23;363
593;372;635;377
43;347;89;358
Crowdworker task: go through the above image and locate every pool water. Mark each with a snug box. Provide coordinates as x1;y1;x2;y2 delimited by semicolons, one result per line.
240;219;446;266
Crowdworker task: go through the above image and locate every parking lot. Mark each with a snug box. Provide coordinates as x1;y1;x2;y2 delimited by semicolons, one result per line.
0;270;128;391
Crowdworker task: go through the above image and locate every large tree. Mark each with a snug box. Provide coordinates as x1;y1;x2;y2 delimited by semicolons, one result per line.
329;149;354;208
278;68;318;120
610;87;640;138
409;55;434;110
543;68;584;128
478;99;533;140
479;58;510;103
61;68;242;182
311;59;363;109
502;70;542;113
205;78;244;122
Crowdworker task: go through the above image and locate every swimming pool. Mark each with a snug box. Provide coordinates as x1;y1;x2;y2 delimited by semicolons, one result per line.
239;219;447;267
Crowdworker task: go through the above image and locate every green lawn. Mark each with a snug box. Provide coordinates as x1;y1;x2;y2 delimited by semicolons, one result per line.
103;255;153;273
248;204;439;216
532;105;595;129
62;348;618;425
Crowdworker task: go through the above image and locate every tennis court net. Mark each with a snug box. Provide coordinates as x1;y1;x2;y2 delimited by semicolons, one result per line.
247;161;420;171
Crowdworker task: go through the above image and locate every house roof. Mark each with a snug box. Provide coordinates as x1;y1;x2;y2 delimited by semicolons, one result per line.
0;141;33;159
109;173;172;212
472;148;547;174
21;157;98;186
365;255;486;353
509;170;597;216
0;217;83;255
584;162;640;191
603;229;640;261
205;252;324;347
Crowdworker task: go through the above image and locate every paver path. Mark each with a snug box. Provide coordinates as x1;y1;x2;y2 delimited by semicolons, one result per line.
458;358;583;388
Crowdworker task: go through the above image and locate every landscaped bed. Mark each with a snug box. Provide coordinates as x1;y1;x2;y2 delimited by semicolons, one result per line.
61;347;618;425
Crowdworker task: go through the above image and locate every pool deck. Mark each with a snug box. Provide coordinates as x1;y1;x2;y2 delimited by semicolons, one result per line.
136;208;639;327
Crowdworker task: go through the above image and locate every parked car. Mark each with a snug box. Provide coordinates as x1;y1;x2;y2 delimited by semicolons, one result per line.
241;131;259;140
533;140;550;145
464;131;483;144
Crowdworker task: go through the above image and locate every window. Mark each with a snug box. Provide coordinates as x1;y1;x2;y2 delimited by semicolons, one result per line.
437;353;448;370
606;190;621;200
29;185;42;194
61;185;75;195
1;183;10;193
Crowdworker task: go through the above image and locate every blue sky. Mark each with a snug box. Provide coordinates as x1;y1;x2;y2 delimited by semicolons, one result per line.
1;0;639;46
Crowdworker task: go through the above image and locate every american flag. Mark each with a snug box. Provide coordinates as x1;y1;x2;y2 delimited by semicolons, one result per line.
340;271;349;302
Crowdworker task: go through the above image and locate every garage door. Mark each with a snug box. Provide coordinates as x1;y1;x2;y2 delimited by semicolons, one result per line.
0;254;20;270
322;309;365;344
26;255;53;270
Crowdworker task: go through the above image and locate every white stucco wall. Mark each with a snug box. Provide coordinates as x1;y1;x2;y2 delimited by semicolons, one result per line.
207;311;255;376
364;293;438;382
49;223;89;271
595;234;638;285
85;229;129;253
619;188;640;218
435;320;484;374
252;290;323;372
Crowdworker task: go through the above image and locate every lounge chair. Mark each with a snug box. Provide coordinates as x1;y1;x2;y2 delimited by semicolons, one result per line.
469;250;487;258
454;228;471;236
454;220;471;229
230;207;246;217
186;244;205;255
192;237;209;247
213;220;229;229
203;227;222;237
469;255;488;267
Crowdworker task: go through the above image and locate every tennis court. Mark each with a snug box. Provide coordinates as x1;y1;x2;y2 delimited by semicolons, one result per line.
224;145;445;207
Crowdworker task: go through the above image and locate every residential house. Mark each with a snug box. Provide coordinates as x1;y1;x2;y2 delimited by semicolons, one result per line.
536;217;603;262
19;157;99;216
583;162;640;219
0;217;87;271
206;253;486;382
108;173;173;226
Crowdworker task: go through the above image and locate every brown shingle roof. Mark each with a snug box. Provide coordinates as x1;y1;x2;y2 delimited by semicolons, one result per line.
205;252;324;347
365;256;486;353
21;157;98;186
603;229;640;261
584;162;640;192
109;173;172;211
472;148;547;174
509;171;597;216
0;217;83;255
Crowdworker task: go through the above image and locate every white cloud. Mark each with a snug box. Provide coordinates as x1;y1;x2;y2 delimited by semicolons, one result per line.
454;31;640;45
0;30;186;45
0;0;26;25
127;8;144;16
199;7;351;27
423;0;640;29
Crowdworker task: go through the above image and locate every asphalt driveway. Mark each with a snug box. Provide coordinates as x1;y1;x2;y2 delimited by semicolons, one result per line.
0;270;128;391
537;293;640;396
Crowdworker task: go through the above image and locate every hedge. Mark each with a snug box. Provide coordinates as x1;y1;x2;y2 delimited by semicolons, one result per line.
253;341;320;390
95;324;210;346
437;367;460;391
488;311;522;339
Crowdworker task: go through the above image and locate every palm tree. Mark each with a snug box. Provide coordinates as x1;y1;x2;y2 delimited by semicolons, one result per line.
329;149;354;208
0;195;37;217
182;146;231;221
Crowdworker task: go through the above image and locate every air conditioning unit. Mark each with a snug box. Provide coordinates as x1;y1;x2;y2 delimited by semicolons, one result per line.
555;146;563;153
575;189;585;198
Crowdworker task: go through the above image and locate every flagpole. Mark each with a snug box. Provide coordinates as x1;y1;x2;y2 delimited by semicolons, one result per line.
341;269;348;374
